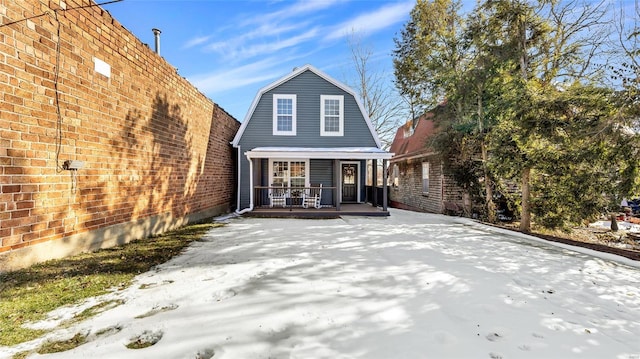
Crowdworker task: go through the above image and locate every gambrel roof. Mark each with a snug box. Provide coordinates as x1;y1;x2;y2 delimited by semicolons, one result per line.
231;64;382;148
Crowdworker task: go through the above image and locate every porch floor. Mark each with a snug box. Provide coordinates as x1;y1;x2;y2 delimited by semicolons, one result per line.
247;203;389;218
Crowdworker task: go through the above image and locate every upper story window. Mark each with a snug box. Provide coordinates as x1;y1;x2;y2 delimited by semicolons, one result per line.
320;95;344;136
273;94;296;136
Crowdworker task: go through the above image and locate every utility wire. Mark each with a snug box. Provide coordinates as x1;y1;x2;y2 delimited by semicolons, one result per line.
0;1;123;29
1;0;124;172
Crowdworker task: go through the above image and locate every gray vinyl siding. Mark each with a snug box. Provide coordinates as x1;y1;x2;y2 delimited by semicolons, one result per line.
236;69;379;210
237;70;377;149
310;159;334;205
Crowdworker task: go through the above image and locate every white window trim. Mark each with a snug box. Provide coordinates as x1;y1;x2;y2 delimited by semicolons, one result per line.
320;95;344;136
273;94;296;136
422;161;430;194
268;159;310;188
392;164;399;189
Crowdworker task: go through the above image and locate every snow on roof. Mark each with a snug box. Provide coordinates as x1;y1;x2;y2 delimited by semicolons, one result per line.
245;147;393;160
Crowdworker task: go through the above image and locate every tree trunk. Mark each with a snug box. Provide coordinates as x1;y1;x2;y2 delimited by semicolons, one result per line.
482;142;496;223
610;214;618;232
477;85;496;223
520;167;531;232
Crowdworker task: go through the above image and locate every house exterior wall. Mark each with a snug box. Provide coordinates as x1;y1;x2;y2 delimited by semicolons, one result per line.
236;69;378;209
0;0;240;271
309;159;334;205
389;156;467;214
238;70;377;149
389;157;443;213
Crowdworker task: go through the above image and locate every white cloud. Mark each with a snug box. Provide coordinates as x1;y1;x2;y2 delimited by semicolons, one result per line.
188;58;286;94
324;1;413;41
242;0;344;27
203;22;311;53
204;25;319;62
236;28;319;59
182;35;212;49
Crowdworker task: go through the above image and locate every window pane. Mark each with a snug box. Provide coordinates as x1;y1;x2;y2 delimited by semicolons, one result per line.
273;161;289;185
277;98;292;114
393;164;399;187
290;161;305;179
291;178;305;187
343;165;355;185
324;99;340;132
273;161;307;188
325;99;340;115
277;98;293;131
422;162;429;193
277;115;292;131
325;117;339;132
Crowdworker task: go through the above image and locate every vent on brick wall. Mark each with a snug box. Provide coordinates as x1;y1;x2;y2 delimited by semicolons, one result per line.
152;28;161;55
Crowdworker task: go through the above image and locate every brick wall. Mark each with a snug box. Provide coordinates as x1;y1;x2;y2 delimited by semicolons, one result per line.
0;0;240;270
389;156;466;214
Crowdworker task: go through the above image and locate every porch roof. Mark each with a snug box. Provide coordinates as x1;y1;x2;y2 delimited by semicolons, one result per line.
245;147;393;160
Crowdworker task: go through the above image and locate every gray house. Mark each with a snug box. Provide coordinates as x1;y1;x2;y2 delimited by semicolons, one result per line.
231;65;393;215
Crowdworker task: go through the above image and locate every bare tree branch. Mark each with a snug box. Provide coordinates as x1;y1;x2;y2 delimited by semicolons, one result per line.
345;33;408;149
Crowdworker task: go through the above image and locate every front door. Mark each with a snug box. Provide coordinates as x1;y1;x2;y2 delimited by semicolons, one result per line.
341;163;357;202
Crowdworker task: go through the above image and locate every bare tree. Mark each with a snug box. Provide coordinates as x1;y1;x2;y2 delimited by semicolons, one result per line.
345;34;408;149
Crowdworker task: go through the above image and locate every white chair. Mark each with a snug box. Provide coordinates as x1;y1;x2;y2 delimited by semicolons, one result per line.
302;184;322;209
269;183;288;208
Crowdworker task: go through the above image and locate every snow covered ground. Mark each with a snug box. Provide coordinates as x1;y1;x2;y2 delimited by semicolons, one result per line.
3;209;640;359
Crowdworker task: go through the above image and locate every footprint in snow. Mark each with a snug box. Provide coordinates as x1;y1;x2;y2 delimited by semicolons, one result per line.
91;324;122;340
202;271;227;281
125;329;163;349
486;333;502;342
135;303;179;319
138;280;174;289
194;348;216;359
212;289;237;302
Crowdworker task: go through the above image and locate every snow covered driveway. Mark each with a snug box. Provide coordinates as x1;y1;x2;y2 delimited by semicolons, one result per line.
15;209;640;359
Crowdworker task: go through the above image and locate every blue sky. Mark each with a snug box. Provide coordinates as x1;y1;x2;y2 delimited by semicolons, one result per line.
104;0;415;121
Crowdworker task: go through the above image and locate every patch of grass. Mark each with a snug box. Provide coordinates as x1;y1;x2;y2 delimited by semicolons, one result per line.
125;330;163;349
134;303;178;319
37;332;88;354
68;299;126;325
0;222;223;347
11;351;30;359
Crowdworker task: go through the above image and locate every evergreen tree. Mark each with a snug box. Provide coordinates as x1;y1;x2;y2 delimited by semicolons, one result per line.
393;0;635;230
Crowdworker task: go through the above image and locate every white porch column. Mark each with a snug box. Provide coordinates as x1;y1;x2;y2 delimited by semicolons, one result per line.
247;156;254;210
372;159;378;206
382;159;388;211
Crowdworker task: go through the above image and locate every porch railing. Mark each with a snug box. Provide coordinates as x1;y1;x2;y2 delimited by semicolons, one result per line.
254;185;336;210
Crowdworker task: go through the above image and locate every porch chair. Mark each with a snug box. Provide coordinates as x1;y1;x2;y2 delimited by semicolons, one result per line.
302;183;323;209
269;183;288;208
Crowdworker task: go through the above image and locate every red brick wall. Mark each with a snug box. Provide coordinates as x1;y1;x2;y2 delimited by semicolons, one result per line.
389;156;466;214
0;0;240;269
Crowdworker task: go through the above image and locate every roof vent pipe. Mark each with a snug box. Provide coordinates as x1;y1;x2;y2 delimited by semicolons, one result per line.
152;28;161;55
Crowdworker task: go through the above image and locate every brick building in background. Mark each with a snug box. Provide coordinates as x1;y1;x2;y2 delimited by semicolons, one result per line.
388;109;468;215
0;0;240;271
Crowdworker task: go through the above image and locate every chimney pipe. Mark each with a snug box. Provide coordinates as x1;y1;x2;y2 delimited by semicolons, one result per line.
152;28;161;55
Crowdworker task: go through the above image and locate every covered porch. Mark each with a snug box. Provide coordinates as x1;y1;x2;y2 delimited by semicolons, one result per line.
247;203;389;218
242;147;393;216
